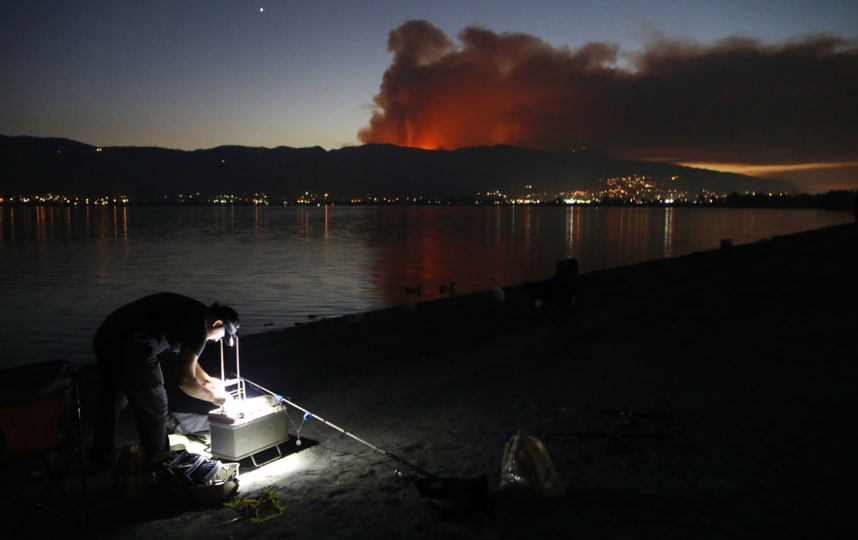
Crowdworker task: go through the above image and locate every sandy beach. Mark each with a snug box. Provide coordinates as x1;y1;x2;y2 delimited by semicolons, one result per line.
8;221;857;539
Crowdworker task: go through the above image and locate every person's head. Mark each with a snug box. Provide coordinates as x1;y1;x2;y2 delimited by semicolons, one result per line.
206;302;240;345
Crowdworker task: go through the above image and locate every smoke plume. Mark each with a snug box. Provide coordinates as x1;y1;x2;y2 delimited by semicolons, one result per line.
358;20;858;166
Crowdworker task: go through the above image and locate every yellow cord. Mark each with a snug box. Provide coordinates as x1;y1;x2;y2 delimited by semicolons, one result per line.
224;490;285;523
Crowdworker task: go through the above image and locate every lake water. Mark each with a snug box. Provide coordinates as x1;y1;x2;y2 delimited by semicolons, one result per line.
0;205;851;369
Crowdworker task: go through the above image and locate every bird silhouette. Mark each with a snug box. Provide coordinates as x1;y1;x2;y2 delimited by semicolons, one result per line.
405;284;422;295
439;281;456;294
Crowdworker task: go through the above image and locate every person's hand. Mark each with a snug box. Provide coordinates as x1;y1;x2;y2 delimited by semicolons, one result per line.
202;378;225;392
211;388;231;406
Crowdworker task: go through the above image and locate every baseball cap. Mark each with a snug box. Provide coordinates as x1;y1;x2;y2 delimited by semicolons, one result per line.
211;302;240;346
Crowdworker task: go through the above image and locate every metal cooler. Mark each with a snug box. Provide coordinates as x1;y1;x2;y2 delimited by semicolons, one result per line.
209;395;291;465
208;336;291;466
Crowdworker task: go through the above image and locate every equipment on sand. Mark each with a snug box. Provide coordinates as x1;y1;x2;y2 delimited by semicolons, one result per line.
211;342;481;513
207;338;291;466
500;431;565;501
212;339;437;477
223;489;284;523
147;449;240;502
240;377;492;514
240;377;436;478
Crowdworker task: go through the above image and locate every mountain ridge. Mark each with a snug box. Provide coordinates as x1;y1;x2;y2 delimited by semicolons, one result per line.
0;134;798;198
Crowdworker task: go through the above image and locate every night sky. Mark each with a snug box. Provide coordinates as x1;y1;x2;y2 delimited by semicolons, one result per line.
2;1;856;190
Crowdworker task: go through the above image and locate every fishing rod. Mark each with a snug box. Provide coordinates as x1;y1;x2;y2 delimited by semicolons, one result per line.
237;376;436;479
403;425;674;441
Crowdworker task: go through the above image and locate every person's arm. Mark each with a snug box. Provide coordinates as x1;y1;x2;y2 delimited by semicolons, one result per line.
195;363;225;392
176;346;227;405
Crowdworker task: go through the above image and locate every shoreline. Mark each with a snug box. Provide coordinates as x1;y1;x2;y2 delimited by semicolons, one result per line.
10;222;857;538
4;205;852;373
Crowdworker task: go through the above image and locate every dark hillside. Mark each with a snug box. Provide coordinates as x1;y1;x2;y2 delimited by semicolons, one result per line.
0;135;797;198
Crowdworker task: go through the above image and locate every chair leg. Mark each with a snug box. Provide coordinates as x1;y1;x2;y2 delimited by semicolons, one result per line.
73;379;89;529
77;444;89;529
27;448;87;527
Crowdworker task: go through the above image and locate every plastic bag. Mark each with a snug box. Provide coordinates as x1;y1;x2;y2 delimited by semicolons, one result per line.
167;412;210;435
500;431;565;500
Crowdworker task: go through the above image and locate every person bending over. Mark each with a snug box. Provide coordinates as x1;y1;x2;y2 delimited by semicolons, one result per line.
90;293;239;469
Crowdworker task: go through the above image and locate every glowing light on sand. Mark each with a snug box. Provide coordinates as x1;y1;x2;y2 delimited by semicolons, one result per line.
238;451;308;489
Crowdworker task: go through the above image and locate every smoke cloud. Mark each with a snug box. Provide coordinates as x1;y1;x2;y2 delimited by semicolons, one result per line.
358;20;858;166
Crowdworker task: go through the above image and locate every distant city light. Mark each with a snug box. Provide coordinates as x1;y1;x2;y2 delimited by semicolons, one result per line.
4;176;827;208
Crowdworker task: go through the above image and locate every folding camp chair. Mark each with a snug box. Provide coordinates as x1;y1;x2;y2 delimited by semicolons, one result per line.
0;360;88;530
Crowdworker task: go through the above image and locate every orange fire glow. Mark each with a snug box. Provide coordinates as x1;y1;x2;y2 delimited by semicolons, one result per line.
358;21;858;168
